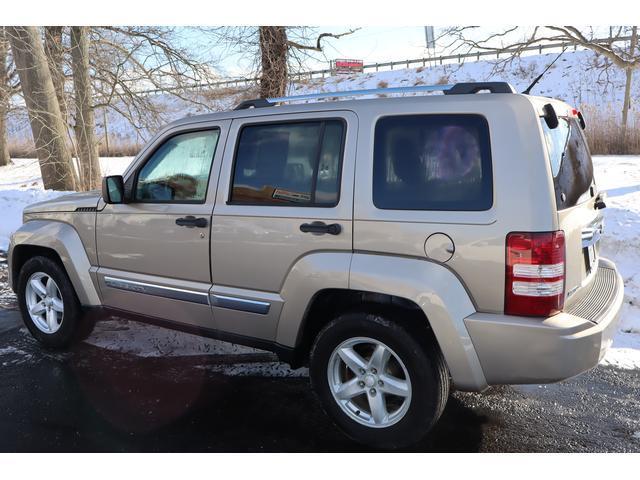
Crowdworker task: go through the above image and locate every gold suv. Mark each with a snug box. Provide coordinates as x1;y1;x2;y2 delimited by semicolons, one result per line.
8;82;623;448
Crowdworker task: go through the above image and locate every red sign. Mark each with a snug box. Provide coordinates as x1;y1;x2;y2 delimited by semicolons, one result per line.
331;59;364;74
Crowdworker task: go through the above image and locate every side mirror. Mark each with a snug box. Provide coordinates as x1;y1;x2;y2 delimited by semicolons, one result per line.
102;175;126;204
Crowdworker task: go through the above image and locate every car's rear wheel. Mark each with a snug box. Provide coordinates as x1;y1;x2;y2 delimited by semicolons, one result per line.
17;255;91;348
310;309;449;450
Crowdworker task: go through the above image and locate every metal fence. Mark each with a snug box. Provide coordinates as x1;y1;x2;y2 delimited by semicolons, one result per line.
139;36;633;95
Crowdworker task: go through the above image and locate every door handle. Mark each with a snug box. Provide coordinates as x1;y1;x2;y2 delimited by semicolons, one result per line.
175;216;208;228
299;221;341;235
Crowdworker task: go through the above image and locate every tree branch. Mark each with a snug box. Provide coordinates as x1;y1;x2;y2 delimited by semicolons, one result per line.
286;28;360;52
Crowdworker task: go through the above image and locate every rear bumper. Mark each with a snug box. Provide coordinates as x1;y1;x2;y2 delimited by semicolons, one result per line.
464;258;623;385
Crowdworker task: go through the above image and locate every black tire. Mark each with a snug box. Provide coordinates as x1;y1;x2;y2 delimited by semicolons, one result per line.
16;255;92;348
310;309;449;450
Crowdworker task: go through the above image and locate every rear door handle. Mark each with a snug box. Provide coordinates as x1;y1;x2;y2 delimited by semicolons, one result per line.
175;216;208;228
300;221;341;235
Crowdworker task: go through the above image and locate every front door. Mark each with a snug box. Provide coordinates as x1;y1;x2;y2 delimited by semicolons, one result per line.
96;121;229;329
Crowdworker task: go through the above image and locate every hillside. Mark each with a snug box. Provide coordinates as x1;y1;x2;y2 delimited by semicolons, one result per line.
6;49;639;153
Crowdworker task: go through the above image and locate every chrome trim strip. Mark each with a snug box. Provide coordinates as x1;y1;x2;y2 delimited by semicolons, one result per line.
104;276;210;305
210;294;271;315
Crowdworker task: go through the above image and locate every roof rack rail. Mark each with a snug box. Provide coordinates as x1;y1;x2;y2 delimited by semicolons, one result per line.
233;81;515;109
234;98;274;110
443;82;516;95
268;84;454;104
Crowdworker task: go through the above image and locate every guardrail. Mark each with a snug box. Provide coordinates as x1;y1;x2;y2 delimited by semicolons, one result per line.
139;36;632;95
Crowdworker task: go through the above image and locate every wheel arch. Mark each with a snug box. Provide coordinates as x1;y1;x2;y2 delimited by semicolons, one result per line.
293;288;436;364
11;244;65;289
278;252;488;391
9;220;101;306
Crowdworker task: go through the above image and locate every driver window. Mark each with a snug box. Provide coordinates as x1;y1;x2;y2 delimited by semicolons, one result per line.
135;129;220;203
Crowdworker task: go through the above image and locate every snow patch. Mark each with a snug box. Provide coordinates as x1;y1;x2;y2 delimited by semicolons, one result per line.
0;345;34;366
592;157;640;369
85;318;261;358
602;347;640;370
0;189;67;250
0;345;31;356
202;362;309;378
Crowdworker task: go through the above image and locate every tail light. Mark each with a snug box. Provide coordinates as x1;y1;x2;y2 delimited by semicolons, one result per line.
505;231;565;317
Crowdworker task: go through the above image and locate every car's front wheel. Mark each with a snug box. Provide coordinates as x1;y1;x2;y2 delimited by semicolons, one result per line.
310;310;449;450
17;255;90;348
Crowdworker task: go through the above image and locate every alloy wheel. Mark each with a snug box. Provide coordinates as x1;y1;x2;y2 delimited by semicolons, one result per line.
327;336;412;428
25;272;64;334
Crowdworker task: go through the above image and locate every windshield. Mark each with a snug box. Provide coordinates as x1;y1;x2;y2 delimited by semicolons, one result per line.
541;117;594;209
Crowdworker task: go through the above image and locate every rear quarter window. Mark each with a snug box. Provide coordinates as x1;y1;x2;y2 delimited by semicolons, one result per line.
373;114;493;211
541;117;594;209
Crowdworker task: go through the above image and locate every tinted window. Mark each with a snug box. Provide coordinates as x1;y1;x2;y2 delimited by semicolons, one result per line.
373;114;493;211
136;130;219;203
541;117;594;209
230;120;344;206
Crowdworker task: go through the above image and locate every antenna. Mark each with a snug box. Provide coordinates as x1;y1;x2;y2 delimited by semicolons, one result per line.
522;47;567;95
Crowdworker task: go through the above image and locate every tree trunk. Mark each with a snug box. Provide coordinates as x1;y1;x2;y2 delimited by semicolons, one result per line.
44;26;68;124
70;26;101;191
259;26;288;99
7;26;76;191
0;27;11;167
621;26;638;150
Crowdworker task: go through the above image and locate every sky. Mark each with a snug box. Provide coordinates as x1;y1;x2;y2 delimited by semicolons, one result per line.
188;27;436;78
182;26;622;79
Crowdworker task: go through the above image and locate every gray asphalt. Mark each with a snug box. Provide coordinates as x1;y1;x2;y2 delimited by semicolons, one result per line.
0;307;639;452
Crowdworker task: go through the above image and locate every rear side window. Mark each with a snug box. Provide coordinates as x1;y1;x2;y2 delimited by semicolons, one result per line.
541;117;594;209
230;120;344;206
373;114;493;211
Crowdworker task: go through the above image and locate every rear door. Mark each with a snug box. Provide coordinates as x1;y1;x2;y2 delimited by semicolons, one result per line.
541;116;602;307
210;111;357;341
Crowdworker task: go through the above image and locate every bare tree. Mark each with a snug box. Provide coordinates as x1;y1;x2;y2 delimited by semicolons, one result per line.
89;26;219;143
5;26;222;188
259;27;288;98
44;26;68;123
0;27;12;167
444;26;640;134
70;26;101;190
210;27;359;98
622;26;638;140
7;26;76;190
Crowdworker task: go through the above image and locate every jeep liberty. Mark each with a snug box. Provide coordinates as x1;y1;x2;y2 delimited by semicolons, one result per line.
8;82;623;449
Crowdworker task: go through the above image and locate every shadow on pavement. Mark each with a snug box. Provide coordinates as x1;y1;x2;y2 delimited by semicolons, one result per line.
0;326;489;452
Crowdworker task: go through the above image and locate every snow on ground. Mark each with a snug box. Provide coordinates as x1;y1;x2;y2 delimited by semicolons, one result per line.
200;362;309;378
0;345;34;366
593;156;640;369
85;318;259;358
0;188;65;250
290;50;637;111
6;49;639;148
1;155;639;373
